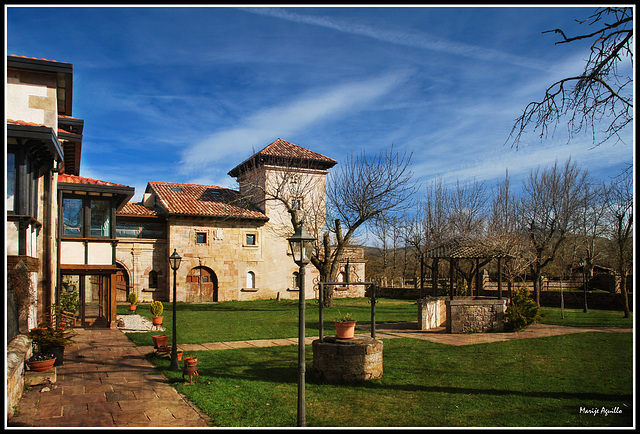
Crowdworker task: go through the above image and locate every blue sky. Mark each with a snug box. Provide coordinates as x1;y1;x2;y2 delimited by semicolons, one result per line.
6;5;634;204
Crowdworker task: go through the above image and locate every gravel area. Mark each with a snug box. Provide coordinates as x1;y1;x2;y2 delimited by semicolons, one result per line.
117;314;166;333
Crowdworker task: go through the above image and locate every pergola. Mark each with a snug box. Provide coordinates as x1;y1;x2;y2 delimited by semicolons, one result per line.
422;239;512;300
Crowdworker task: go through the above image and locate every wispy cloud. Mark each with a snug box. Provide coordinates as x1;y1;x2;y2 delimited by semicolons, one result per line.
179;71;408;176
243;7;549;71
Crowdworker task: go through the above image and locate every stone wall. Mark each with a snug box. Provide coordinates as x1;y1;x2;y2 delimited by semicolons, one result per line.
6;334;32;420
446;297;507;333
417;297;447;330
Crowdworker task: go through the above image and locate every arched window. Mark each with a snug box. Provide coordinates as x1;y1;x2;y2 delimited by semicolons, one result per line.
292;272;300;289
246;271;255;289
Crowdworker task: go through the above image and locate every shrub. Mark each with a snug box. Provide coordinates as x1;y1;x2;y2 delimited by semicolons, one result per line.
505;286;541;331
127;292;138;305
60;289;79;314
150;300;164;317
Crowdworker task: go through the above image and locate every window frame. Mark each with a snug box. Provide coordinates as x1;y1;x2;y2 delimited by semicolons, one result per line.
196;231;208;244
244;232;258;246
61;194;114;239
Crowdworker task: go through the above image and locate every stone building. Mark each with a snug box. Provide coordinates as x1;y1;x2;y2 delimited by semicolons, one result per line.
116;139;367;304
6;54;134;418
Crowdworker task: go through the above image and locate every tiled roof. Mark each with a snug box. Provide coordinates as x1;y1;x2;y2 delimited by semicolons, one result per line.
7;119;49;128
8;54;64;63
149;182;268;221
58;173;130;188
118;202;159;217
424;239;513;259
228;138;337;177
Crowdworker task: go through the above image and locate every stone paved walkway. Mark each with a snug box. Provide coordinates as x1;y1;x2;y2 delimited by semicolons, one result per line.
8;322;631;427
8;328;210;427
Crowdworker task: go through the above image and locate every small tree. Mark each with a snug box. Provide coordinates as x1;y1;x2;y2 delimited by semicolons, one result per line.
505;286;541;332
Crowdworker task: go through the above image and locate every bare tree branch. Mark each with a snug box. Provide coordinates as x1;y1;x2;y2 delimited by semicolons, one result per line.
508;7;633;149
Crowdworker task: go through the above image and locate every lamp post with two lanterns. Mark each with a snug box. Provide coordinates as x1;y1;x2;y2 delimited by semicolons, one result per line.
287;223;317;428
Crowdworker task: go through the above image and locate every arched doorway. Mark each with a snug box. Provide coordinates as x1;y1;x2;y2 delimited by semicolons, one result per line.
115;263;130;302
186;266;218;302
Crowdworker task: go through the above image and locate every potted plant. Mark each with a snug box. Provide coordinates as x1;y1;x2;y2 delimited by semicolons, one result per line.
26;353;57;372
127;292;138;312
29;323;75;366
150;300;164;326
334;312;357;339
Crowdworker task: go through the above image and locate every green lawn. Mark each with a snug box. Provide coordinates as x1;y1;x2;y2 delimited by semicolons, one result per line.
153;333;633;427
120;298;633;427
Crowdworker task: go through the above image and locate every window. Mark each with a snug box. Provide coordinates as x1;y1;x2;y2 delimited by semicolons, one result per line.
63;198;83;236
246;271;255;289
245;233;256;246
149;270;158;289
90;200;111;237
291;198;303;210
196;232;207;244
116;221;165;239
7;152;15;212
292;272;300;289
6;149;38;217
62;196;112;238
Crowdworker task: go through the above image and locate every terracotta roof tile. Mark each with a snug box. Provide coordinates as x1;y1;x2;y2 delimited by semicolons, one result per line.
8;54;62;63
149;182;268;221
58;173;130;188
7;119;49;128
118;202;159;217
228;138;337;177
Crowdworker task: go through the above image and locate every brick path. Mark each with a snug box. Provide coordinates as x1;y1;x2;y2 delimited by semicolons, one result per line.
8;322;631;427
8;328;210;427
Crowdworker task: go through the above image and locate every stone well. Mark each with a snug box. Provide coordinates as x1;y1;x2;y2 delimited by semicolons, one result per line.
312;336;383;383
446;297;507;333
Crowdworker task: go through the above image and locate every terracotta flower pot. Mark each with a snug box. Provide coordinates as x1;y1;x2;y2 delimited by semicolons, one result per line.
184;356;198;366
335;320;357;339
152;335;168;349
128;304;137;312
152;316;163;326
27;358;56;372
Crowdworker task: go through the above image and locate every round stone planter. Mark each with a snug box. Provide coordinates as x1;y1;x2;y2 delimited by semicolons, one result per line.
312;336;383;383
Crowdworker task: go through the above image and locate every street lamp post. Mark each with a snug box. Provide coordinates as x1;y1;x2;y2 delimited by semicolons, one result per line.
169;249;182;371
580;259;588;313
287;224;316;428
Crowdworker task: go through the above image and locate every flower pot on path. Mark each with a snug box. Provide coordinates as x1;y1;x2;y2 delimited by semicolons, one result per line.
152;335;168;349
42;345;65;366
26;358;56;372
152;316;163;326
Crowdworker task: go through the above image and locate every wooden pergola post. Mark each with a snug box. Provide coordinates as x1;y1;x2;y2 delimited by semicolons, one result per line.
497;257;503;300
449;258;455;300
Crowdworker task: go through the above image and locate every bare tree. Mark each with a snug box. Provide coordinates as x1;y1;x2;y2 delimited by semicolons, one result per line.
518;158;589;305
318;146;416;287
575;179;608;282
485;171;534;296
508;7;633;148
448;179;491;293
413;178;452;296
603;170;633;317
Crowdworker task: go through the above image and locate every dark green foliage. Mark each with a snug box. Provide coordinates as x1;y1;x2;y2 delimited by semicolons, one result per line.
505;286;541;331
